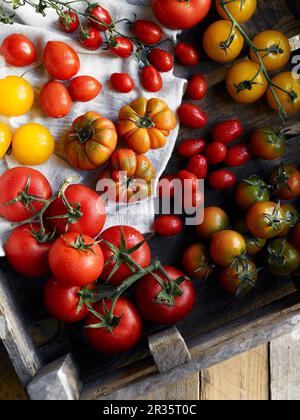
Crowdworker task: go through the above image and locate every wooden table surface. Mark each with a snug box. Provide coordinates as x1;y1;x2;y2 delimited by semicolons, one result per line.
1;325;300;400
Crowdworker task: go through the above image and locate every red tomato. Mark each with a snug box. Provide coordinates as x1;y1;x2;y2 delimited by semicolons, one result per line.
175;43;199;67
152;0;211;29
68;76;102;102
135;266;195;325
0;34;37;67
46;184;106;237
99;226;152;285
5;224;54;278
186;155;208;179
141;65;163;92
177;170;198;192
209;169;237;190
44;278;94;323
158;175;176;198
58;10;79;33
224;143;252;167
87;4;112;31
187;74;207;100
40;81;72;118
110;73;135;93
148;48;174;72
133;20;162;45
178;138;206;157
80;25;103;50
110;37;134;58
85;297;142;354
0;167;52;223
178;103;207;128
205;142;227;165
211;119;244;144
154;215;183;236
43;41;80;81
48;233;104;286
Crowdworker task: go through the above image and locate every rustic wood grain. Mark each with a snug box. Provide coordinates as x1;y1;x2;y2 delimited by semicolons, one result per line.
0;343;27;400
137;374;199;400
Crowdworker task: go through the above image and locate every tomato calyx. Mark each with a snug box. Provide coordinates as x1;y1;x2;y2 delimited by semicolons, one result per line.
262;44;285;56
267;238;288;267
263;201;286;232
243;176;271;200
152;266;189;307
58;10;77;31
272;164;292;194
28;224;56;244
232;259;262;297
73;122;94;144
85;299;123;332
64;233;98;254
234;78;263;93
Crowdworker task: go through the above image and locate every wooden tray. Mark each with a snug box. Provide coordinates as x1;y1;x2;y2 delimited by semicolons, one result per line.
1;0;300;400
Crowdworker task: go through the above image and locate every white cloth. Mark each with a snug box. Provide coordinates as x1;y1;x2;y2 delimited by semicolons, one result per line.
0;0;186;256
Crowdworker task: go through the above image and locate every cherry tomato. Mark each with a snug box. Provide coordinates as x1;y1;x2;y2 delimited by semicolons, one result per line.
269;164;300;200
43;41;80;81
251;127;286;161
220;258;258;296
267;239;300;276
215;0;257;23
178;103;207;129
183;243;214;279
278;203;299;238
0;123;12;160
85;297;142;355
141;65;163;92
210;230;246;266
133;20;162;45
0;34;37;67
68;76;102;102
148;48;174;72
187;74;207;100
292;223;300;251
154;215;183;237
224;143;252;167
178;138;206;157
211;119;243;144
234;219;266;256
58;10;79;33
267;72;300;114
197;206;229;240
205;142;227;165
110;37;134;58
40;81;72;118
209;169;237;190
235;175;270;211
246;201;286;239
175;43;199;67
111;73;135;93
86;4;112;31
157;175;176;198
177;170;198;193
80;25;103;50
186;155;208;179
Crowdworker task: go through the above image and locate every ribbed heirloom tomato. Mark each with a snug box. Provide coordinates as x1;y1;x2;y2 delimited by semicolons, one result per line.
183;243;214;279
117;98;176;154
65;111;117;170
215;0;257;23
210;230;246;266
197;207;229;240
43;41;80;81
246;201;286;239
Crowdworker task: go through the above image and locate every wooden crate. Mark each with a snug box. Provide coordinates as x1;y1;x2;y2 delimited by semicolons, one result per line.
1;0;300;400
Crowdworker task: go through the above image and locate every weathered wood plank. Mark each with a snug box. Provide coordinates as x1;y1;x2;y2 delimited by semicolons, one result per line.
0;343;28;400
270;324;300;400
137;374;199;400
201;345;269;401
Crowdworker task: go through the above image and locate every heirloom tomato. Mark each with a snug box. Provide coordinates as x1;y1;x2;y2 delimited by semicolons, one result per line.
197;207;229;241
148;49;174;73
68;76;102;102
87;4;112;31
183;243;214;279
246;201;286;239
133;20;162;45
235;219;266;256
269;164;300;200
117;98;176;154
215;0;257;23
174;43;199;67
58;10;79;33
267;239;300;276
0;123;12;160
0;34;37;67
110;73;134;93
40;81;72;118
43;41;80;81
235;175;270;211
0;76;34;117
210;230;246;266
250;127;286;160
278;204;299;238
267;72;300;114
220;258;258;296
178;103;207;129
187;74;207;100
154;215;183;237
141;65;163;92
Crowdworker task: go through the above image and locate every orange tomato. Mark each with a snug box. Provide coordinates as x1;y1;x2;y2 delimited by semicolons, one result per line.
215;0;257;23
210;230;246;266
267;72;300;114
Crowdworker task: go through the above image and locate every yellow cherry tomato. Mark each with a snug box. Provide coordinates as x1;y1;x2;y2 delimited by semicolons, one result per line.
203;20;244;63
250;30;291;71
12;123;55;165
0;76;34;117
0;123;12;160
267;72;300;114
226;61;267;103
215;0;257;23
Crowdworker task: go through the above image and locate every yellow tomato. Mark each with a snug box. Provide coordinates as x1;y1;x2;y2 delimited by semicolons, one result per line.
226;61;267;103
12;123;55;165
203;20;244;63
0;123;12;160
0;76;34;117
250;30;291;71
267;72;300;114
215;0;257;23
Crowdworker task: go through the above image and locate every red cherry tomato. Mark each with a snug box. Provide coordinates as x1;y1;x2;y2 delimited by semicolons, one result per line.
211;119;244;144
158;175;176;198
205;142;227;165
80;25;103;50
110;36;134;58
186;155;208;179
40;80;72;118
68;76;102;102
178;138;206;157
187;74;207;100
133;20;162;45
110;73;135;93
0;34;37;67
177;170;198;192
224;143;252;167
148;48;174;72
43;41;80;81
58;10;79;33
178;103;207;129
87;4;112;31
209;169;237;190
154;215;183;236
141;65;163;92
175;43;199;67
